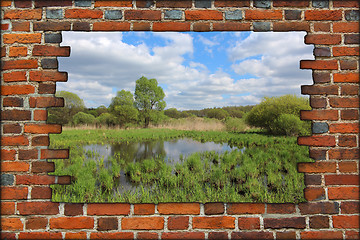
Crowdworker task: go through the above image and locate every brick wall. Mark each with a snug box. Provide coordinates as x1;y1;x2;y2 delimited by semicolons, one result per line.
1;0;359;239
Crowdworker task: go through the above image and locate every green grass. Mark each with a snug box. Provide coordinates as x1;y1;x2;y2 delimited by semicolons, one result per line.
50;129;313;203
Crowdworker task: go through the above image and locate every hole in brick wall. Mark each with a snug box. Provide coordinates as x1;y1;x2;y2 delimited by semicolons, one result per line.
49;31;315;203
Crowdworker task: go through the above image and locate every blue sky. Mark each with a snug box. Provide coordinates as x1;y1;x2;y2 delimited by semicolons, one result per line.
58;31;313;110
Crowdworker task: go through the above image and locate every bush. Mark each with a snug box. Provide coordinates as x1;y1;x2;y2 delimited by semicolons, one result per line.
272;114;311;136
245;94;311;136
224;117;247;133
206;108;229;120
72;112;96;126
96;113;117;127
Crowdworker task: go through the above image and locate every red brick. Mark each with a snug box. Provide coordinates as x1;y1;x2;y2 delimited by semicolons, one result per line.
2;136;29;146
340;60;357;70
208;232;228;240
328;187;359;200
1;218;23;231
333;47;359;56
1;0;11;7
1;23;9;31
339;161;358;173
300;60;338;70
330;123;359;133
31;161;54;173
227;203;265;214
33;21;71;31
94;0;132;7
3;33;41;44
3;97;24;108
32;136;50;146
64;203;83;216
273;1;308;7
305;10;342;21
31;186;52;199
38;83;56;94
26;217;48;230
193;216;235;229
333;215;359;229
122;217;164;230
267;203;296;214
18;149;38;160
87;203;130;215
90;232;134;239
168;216;189;230
299;202;339;214
193;22;210;32
9;47;28;57
305;34;341;45
93;22;131;31
34;110;47;121
125;10;161;20
65;232;87;240
310;96;327;108
302;85;338;95
304;187;325;201
30;97;64;108
314;22;330;32
338;135;357;147
2;161;29;172
4;9;42;20
330;97;359;108
65;9;103;19
204;202;224;215
333;22;359;33
16;175;56;185
97;217;118;231
334;73;359;83
137;232;158;239
41;149;68;159
341;109;359;120
1;186;28;200
1;202;15;215
232;231;274;239
12;22;31;31
18;202;59;215
3;71;27;82
73;22;90;31
157;0;192;8
2;59;38;70
245;10;283;20
2;110;31;121
276;231;297;239
1;149;16;161
238;217;260;230
35;0;72;7
329;149;359;160
273;22;310;31
153;22;191;31
24;124;61;134
1;47;6;57
50;217;94;229
185;10;223;20
298;162;336;173
213;22;251;31
29;71;67;82
18;232;62;239
33;46;70;57
309;215;329;229
264;217;305;229
2;85;35;96
162;232;205;240
301;231;343;239
301;110;338;120
325;174;359;185
158;203;200;214
346;231;360;239
134;204;155;215
341;201;360;214
342;84;359;95
298;136;336;147
333;1;359;7
133;22;151;31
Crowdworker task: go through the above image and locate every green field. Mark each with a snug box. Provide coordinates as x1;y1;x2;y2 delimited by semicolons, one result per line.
50;128;313;203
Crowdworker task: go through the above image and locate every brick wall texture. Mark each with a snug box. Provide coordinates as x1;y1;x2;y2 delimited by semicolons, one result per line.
1;0;359;239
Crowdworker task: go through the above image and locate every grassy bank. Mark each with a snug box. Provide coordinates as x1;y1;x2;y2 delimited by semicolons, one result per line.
50;129;313;203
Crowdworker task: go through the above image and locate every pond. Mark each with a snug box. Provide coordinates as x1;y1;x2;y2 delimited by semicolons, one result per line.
82;138;243;192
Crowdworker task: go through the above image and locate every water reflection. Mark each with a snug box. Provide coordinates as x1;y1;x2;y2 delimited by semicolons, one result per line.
83;138;239;165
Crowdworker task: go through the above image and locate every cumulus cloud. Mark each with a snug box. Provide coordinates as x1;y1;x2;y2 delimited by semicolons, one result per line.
58;31;313;109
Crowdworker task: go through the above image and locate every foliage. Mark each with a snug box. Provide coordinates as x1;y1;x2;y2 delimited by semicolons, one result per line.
50;128;313;203
72;112;96;126
245;94;311;136
272;114;311;136
224;117;247;133
164;108;181;119
48;91;85;125
96;113;117;127
206;108;230;120
134;76;166;128
109;90;138;126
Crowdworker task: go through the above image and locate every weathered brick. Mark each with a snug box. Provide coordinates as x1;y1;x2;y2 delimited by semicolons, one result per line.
2;161;29;172
304;187;326;201
1;202;15;215
12;22;30;31
3;97;24;107
65;9;103;18
18;149;38;160
325;175;359;185
29;97;64;107
25;124;61;134
215;0;250;7
18;202;59;215
1;218;23;231
94;1;132;7
75;0;92;7
157;0;192;7
305;10;342;20
1;186;28;199
276;231;296;239
305;34;341;45
31;161;54;173
345;34;359;44
329;149;359;160
267;203;296;214
34;21;71;31
31;186;52;199
299;202;339;214
312;0;329;8
185;10;223;20
213;22;251;31
1;149;16;161
2;136;29;146
18;232;63;239
253;22;271;31
34;110;48;121
50;217;94;229
227;203;265;214
313;72;330;83
195;0;211;8
338;135;357;147
204;203;224;215
305;174;322;185
309;215;329;229
208;232;228;239
301;110;338;120
15;0;32;8
333;47;359;56
314;22;330;32
133;22;151;31
273;22;310;31
2;59;38;70
341;201;360;214
122;217;164;230
345;10;360;21
313;47;331;57
4;9;42;20
328;187;359;200
341;109;358;120
333;22;359;33
273;1;308;7
133;204;155;215
136;0;155;8
308;149;326;161
41;149;68;159
285;10;302;20
137;232;158;239
300;60;338;70
153;22;191;31
73;22;91;31
87;203;130;215
164;10;183;20
168;216;189;230
9;46;28;57
232;231;274;239
225;10;243;20
97;217;118;231
64;203;83;216
334;73;359;83
93;22;130;31
298;161;336;173
45;33;62;43
1;174;15;186
264;217;306;229
301;85;338;95
329;123;359;134
33;46;70;57
312;122;329;133
245;10;283;20
298;136;336;147
3;123;22;133
32;136;50;146
2;110;31;121
310;96;327;108
193;216;235;229
329;97;359;108
333;215;359;229
158;203;200;214
46;9;63;19
193;22;211;32
26;217;48;230
16;175;56;185
125;10;161;20
90;232;134;239
162;232;205;239
238;217;260;229
105;10;123;20
35;0;72;7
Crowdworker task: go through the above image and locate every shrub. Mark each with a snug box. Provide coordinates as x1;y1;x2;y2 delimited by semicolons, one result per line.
272;114;311;136
224;117;247;133
206;108;229;120
72;112;96;126
245;94;311;136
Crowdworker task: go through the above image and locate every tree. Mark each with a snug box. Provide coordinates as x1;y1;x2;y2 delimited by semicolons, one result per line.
134;76;166;128
72;112;96;126
48;91;85;125
96;113;117;127
206;108;229;120
245;94;311;136
109;90;138;127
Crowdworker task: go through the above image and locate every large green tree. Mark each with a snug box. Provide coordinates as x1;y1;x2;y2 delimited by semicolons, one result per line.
134;76;166;128
48;91;85;125
109;90;138;127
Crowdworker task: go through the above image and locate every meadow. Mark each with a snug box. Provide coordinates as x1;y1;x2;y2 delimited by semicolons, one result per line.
50;128;313;203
